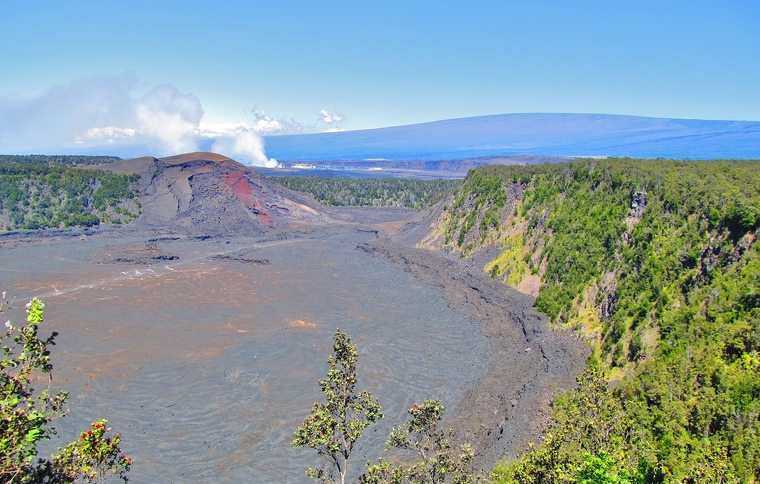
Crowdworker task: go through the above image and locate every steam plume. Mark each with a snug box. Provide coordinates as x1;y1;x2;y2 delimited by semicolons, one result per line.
0;75;279;167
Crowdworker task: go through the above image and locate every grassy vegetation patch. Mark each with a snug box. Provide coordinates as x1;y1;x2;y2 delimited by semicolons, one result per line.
486;231;530;286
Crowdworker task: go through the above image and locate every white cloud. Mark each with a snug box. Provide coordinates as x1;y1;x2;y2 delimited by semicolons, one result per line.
237;108;347;136
76;127;137;144
0;75;346;167
0;75;276;167
320;109;343;123
0;75;209;156
133;84;204;154
248;108;314;135
0;75;139;152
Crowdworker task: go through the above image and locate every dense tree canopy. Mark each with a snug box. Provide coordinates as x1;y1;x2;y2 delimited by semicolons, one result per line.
0;155;121;166
273;177;460;210
0;163;140;230
442;158;760;482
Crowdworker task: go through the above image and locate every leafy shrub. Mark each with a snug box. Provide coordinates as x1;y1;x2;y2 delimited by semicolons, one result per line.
0;294;130;483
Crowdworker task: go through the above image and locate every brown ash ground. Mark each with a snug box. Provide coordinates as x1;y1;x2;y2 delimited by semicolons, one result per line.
0;207;586;483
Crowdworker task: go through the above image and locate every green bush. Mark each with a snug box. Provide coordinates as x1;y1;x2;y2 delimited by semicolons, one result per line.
0;295;131;483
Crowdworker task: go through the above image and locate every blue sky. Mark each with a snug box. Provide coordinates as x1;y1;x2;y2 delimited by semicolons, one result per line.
0;1;758;163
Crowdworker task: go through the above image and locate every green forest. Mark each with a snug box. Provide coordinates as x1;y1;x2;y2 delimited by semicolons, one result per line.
0;155;121;166
438;159;760;482
0;162;140;230
272;176;461;210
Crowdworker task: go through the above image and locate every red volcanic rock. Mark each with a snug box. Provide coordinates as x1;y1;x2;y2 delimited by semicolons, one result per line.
223;171;272;226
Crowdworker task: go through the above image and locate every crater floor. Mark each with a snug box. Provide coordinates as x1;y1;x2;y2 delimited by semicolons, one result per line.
0;209;586;482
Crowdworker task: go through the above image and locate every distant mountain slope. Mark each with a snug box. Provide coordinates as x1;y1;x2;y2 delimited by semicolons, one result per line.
263;113;760;161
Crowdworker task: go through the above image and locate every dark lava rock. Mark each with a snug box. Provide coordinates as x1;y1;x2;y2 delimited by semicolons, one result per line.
208;248;271;265
91;242;180;265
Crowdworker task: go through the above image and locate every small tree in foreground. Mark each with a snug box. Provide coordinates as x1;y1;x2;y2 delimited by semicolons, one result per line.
293;328;384;484
360;399;482;484
0;294;131;483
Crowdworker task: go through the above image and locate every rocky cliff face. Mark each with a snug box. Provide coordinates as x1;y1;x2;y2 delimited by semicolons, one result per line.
105;152;331;235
